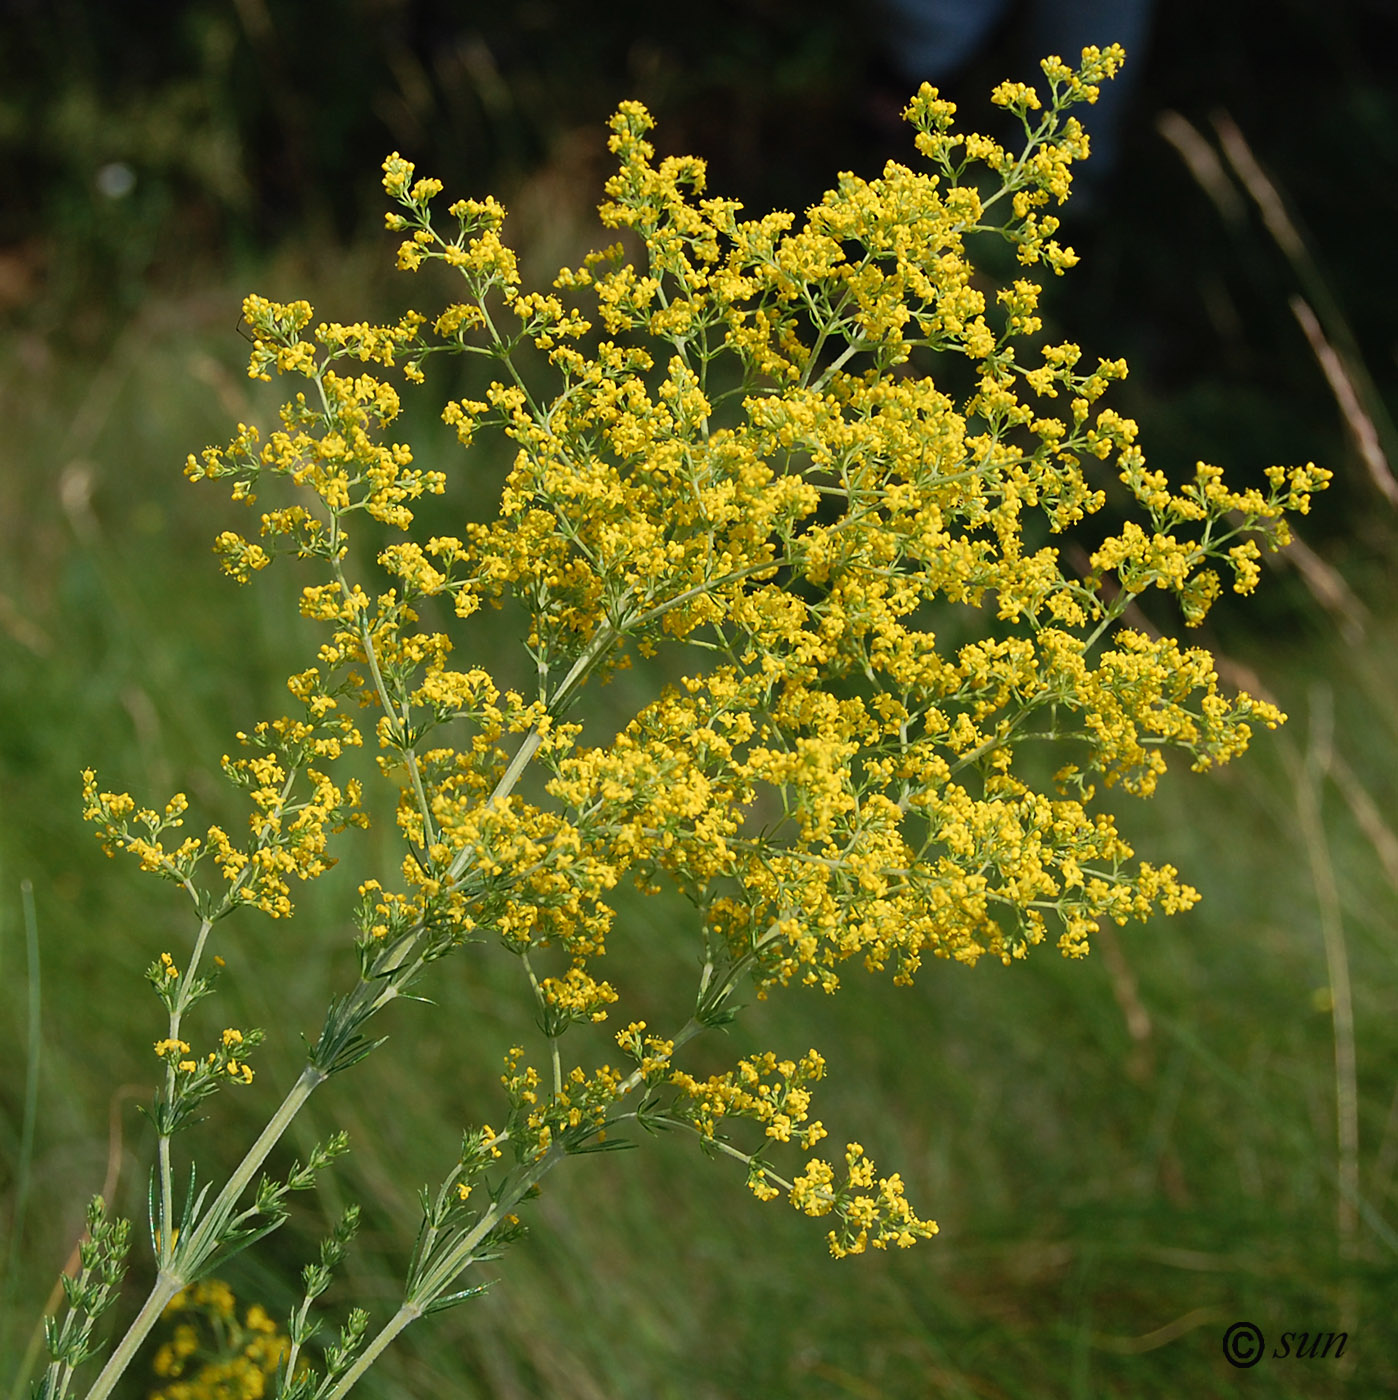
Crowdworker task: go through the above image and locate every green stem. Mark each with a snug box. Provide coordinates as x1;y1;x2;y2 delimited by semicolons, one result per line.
330;551;438;851
322;932;779;1399
626;559;786;633
325;1149;560;1400
322;1305;421;1400
156;915;216;1263
807;331;865;397
80;1064;326;1400
326;992;737;1398
520;949;562;1094
673;1117;799;1192
80;1271;184;1400
186;1063;327;1257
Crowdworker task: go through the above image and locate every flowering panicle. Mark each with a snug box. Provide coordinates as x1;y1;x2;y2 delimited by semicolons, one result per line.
58;47;1326;1398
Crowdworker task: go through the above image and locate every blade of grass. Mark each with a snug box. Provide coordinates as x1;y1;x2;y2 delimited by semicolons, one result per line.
1;880;42;1382
1374;1083;1398;1216
1329;750;1398;897
1154;110;1246;226
1088;1305;1222;1355
6;880;41;1264
1093;922;1154;1085
1266;528;1367;644
1211;110;1398;487
1152;1012;1397;1257
1291;689;1360;1274
1289;294;1398;509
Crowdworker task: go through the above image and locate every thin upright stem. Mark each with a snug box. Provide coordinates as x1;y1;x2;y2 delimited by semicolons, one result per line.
325;1148;561;1400
80;1272;185;1400
156;915;216;1263
520;949;562;1094
322;1305;421;1400
81;1063;326;1400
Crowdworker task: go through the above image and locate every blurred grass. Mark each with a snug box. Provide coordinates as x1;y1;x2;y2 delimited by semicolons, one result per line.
5;7;1398;1397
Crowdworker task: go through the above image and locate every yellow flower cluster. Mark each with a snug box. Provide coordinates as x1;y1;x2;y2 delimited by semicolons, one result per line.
150;1279;292;1400
185;297;438;567
84;682;368;921
614;1021;676;1081
790;1142;939;1258
500;1046;624;1160
81;777;202;880
153;1025;260;1086
671;1049;829;1150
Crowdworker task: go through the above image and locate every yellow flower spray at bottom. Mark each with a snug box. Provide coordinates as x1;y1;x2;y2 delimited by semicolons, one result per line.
149;1280;293;1400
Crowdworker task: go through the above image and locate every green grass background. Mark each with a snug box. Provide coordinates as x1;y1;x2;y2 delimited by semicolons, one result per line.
3;4;1398;1397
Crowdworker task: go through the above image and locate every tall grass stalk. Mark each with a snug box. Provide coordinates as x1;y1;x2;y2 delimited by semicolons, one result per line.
1289;687;1360;1343
1;883;42;1386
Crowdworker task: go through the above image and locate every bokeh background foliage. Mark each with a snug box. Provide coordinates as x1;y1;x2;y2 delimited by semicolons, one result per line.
2;2;1398;1396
